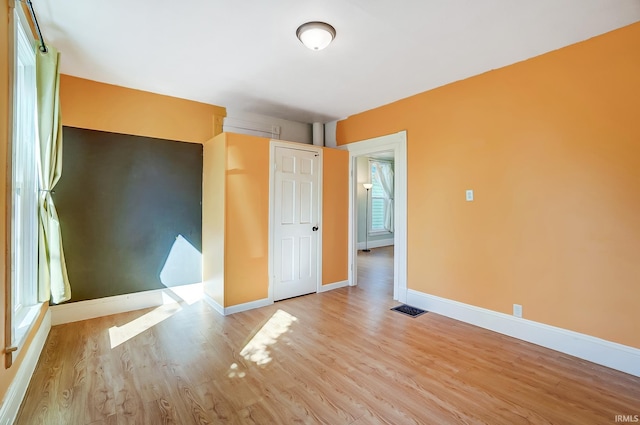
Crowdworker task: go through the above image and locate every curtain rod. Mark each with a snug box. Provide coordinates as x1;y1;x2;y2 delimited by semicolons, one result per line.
21;0;48;53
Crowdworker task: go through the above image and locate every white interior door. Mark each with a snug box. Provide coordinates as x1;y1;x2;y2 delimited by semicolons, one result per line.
273;146;320;301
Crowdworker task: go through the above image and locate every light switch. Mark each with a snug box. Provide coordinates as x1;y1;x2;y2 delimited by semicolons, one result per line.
466;190;474;201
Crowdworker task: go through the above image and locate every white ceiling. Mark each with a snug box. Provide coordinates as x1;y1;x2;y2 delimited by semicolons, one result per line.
34;0;640;124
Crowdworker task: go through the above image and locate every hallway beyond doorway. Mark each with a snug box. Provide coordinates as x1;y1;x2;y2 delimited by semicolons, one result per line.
357;246;394;301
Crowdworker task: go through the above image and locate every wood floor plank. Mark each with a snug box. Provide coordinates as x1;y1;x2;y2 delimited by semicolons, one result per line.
87;414;118;425
194;379;243;424
14;246;640;424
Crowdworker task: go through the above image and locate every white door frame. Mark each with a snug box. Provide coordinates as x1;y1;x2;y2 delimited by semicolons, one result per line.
268;140;324;302
341;131;407;303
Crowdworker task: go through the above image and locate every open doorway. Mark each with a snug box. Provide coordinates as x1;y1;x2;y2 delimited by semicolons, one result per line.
342;131;407;303
355;152;395;300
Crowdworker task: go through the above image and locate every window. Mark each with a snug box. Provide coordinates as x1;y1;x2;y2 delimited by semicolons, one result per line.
369;160;393;234
11;8;39;344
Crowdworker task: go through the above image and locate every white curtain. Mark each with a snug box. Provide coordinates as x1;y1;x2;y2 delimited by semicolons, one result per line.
372;161;394;232
36;45;71;304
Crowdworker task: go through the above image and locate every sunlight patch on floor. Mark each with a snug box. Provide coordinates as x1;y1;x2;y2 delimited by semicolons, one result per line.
108;283;205;348
227;362;246;379
239;309;298;366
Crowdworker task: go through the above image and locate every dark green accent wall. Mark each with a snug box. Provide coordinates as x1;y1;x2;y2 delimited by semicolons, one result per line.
54;127;203;302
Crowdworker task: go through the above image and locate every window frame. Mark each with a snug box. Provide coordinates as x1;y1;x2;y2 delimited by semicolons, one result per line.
8;5;42;352
368;160;392;236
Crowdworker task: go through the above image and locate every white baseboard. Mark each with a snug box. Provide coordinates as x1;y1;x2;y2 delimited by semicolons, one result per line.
0;309;51;425
357;238;393;250
50;283;211;326
406;290;640;377
203;293;224;315
203;294;273;316
319;280;349;292
50;288;169;325
224;297;273;315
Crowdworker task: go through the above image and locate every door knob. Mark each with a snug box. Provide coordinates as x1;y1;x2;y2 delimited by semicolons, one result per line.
312;226;319;231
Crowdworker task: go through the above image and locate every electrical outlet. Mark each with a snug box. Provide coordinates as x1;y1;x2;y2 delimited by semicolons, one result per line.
466;189;474;201
513;304;523;318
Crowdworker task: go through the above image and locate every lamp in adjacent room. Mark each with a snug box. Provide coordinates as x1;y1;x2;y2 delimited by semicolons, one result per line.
362;183;373;252
296;21;336;51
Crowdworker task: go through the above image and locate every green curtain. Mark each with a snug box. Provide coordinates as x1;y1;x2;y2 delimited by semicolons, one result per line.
36;45;71;304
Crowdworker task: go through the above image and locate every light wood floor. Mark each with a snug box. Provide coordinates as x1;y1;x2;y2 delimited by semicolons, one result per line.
16;246;640;424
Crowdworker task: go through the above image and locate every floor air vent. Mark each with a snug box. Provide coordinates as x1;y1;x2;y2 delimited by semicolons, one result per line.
390;304;428;318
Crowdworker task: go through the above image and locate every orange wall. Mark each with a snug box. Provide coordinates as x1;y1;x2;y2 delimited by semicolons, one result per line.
322;148;349;285
60;75;225;143
337;22;640;348
203;134;350;306
224;133;271;306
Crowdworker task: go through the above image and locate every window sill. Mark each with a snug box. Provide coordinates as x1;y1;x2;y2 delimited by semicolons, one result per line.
11;303;44;358
368;230;393;236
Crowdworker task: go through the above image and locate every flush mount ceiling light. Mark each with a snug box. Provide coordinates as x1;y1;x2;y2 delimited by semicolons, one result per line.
296;21;336;51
